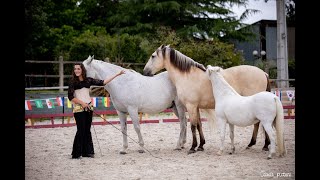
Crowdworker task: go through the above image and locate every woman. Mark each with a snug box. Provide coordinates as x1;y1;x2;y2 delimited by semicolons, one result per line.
68;63;125;159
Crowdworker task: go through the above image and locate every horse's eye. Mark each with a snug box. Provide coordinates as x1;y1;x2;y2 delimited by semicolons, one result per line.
151;55;155;59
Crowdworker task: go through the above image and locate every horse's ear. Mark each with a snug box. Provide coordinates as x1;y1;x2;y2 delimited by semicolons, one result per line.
206;65;212;76
87;55;93;64
92;55;94;60
166;44;170;47
160;44;165;49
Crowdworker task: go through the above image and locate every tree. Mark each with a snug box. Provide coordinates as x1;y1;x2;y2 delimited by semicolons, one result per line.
24;0;256;87
25;0;256;60
147;27;244;68
25;0;52;59
286;0;295;23
107;0;254;41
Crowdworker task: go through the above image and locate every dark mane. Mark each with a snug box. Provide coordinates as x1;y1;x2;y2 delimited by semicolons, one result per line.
160;47;206;72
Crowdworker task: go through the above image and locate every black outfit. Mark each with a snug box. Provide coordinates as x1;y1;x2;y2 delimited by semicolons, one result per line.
68;77;104;158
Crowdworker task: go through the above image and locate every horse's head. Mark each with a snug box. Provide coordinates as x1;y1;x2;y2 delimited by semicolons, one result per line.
83;55;98;78
206;65;223;77
143;44;169;76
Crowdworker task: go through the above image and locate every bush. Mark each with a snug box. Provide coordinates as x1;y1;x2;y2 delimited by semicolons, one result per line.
145;26;244;68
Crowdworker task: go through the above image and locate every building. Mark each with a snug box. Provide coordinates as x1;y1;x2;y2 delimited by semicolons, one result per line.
233;19;295;66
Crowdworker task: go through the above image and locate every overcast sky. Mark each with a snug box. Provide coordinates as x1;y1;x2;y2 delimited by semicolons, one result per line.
231;0;277;24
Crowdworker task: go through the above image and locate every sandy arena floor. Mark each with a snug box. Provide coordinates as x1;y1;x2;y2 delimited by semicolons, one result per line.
25;119;295;180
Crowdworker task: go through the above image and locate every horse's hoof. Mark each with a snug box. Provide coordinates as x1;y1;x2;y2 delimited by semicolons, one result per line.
279;151;287;157
174;147;182;151
217;150;223;156
119;151;127;155
262;147;269;151
267;152;275;159
247;141;256;147
197;147;204;151
188;149;196;154
138;150;145;153
279;152;286;158
246;146;251;149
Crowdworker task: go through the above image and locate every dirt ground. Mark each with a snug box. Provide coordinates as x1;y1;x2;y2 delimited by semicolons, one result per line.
25;119;295;180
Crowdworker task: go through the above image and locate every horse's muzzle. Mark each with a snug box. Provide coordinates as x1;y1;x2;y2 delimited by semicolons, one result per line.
143;69;153;76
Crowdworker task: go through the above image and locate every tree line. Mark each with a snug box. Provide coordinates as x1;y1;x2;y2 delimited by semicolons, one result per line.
25;0;295;87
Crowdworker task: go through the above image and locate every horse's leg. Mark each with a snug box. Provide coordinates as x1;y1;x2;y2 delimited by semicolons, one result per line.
261;122;276;159
186;104;200;154
217;117;227;156
229;123;235;154
196;117;206;151
128;108;145;153
247;122;259;149
247;122;270;151
172;101;187;150
263;77;272;151
118;111;128;154
263;130;271;151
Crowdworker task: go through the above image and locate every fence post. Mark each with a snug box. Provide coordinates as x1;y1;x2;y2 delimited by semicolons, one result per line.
59;56;64;92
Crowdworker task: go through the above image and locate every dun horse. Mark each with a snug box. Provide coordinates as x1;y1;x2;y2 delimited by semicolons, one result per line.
206;65;286;159
143;45;271;154
83;56;187;154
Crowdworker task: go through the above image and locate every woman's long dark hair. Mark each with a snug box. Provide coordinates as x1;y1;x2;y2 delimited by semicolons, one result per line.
71;63;87;83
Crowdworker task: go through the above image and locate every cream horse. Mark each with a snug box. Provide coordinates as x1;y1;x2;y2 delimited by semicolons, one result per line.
206;65;286;159
143;45;271;154
83;56;188;154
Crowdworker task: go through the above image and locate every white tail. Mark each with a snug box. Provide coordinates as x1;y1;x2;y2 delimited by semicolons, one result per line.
275;97;287;157
200;109;216;134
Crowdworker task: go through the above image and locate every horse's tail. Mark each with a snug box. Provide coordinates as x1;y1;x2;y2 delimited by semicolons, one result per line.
200;109;216;134
265;73;271;92
274;96;287;157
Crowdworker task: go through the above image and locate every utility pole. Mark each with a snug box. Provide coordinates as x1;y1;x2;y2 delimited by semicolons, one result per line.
276;0;289;88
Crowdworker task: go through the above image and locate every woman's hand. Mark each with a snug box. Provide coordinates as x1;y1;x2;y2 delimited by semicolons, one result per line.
103;70;126;85
81;102;89;109
117;70;126;76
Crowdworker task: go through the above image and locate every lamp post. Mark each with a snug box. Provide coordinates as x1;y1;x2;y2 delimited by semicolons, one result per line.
252;50;268;73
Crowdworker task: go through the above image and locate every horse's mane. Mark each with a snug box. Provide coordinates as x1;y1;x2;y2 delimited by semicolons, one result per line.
93;59;122;69
208;66;239;97
160;47;206;73
92;59;140;74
